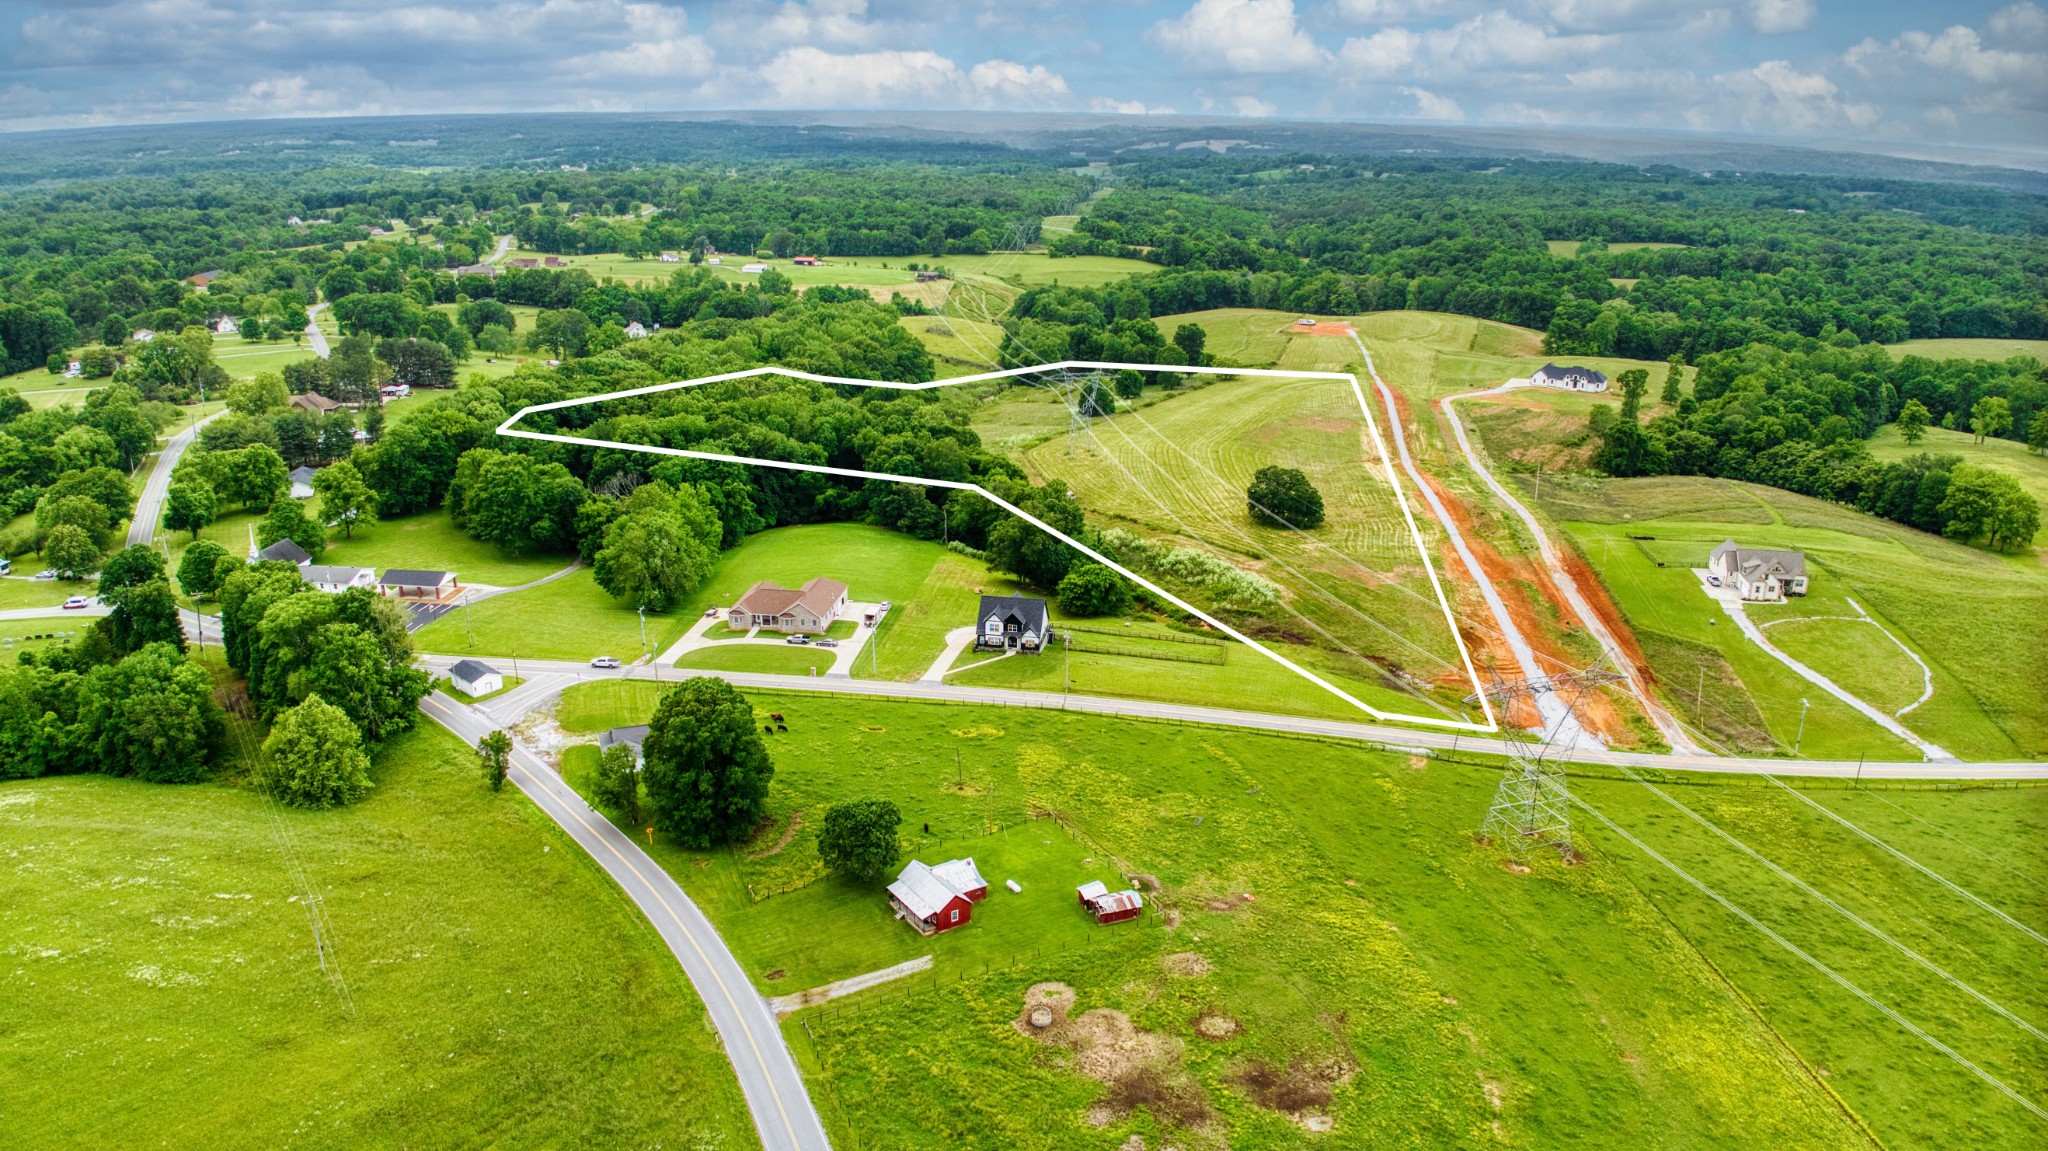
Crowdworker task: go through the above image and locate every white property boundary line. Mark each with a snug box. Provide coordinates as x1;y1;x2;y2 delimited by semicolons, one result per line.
498;361;1499;734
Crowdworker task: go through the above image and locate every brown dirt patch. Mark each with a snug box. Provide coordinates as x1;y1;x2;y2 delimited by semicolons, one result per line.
1162;952;1212;978
745;811;803;860
1128;873;1161;892
1293;321;1358;337
1300;416;1356;433
1226;1056;1351;1115
764;969;786;982
1018;986;1212;1130
1192;1011;1242;1040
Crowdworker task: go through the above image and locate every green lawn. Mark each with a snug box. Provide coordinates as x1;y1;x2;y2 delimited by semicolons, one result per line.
540;684;2036;1151
1545;240;1692;257
0;721;753;1149
0;576;76;610
320;511;568;587
674;643;833;675
1867;423;2048;544
1545;476;2047;760
441;673;526;704
412;567;690;663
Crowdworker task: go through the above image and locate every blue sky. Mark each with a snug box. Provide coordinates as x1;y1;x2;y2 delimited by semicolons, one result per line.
1;1;2041;156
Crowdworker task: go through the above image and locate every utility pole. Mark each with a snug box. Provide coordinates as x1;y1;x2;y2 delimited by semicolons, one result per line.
637;604;647;662
463;588;473;648
1794;697;1810;755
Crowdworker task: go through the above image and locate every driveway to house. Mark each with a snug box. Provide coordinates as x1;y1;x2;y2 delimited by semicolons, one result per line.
416;691;833;1151
1694;570;1955;761
128;408;228;548
657;602;881;676
304;301;331;359
1349;332;1599;750
1438;379;1701;753
408;653;2045;780
920;626;979;681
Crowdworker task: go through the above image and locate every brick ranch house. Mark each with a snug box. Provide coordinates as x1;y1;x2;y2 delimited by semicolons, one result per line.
727;577;848;633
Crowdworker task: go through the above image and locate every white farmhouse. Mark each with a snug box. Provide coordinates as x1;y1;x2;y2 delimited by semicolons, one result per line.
1708;540;1809;602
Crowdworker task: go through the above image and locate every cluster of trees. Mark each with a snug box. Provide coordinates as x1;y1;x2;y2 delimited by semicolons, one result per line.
0;386;177;579
589;678;774;848
0;546;223;781
1587;344;2043;550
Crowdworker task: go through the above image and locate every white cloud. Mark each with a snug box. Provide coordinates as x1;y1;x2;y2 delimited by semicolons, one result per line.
761;0;881;48
1712;59;1878;132
1989;2;2048;43
1150;0;1330;73
757;47;1068;109
1233;94;1278;116
1090;96;1176;114
1334;0;1464;21
1337;27;1421;71
1748;0;1815;35
1399;85;1464;120
1421;13;1616;70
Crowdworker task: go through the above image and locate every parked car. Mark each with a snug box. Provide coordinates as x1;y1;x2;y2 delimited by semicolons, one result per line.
1706;576;1721;587
62;595;91;610
813;638;839;648
31;569;57;581
589;656;621;669
784;634;811;645
703;608;720;618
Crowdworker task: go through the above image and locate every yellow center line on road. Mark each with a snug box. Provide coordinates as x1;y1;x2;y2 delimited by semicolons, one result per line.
421;696;806;1148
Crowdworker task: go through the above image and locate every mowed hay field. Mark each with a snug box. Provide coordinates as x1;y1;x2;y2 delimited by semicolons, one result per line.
1535;475;2048;760
0;721;753;1149
542;684;2044;1151
1005;363;1477;713
1885;338;2048;362
1867;423;2048;545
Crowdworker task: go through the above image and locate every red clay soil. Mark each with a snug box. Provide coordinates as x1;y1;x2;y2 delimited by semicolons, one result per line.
1556;546;1659;687
1294;322;1359;337
1380;383;1628;740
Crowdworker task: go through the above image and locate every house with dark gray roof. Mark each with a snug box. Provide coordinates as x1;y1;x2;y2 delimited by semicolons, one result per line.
253;537;312;566
976;594;1050;653
449;659;503;697
1531;363;1608;392
598;724;650;763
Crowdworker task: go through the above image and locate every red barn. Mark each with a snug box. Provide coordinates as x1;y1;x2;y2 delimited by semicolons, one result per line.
930;858;988;902
888;859;979;935
1077;880;1145;925
791;255;820;266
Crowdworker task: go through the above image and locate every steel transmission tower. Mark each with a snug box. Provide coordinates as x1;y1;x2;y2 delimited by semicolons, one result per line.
1477;658;1611;860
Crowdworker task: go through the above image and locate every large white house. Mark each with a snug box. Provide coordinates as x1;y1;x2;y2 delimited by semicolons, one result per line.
1708;540;1809;602
1531;363;1609;392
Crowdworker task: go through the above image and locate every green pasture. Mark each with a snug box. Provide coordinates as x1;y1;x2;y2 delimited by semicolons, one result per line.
1545;240;1692;257
0;576;77;610
674;643;832;676
412;567;689;663
0;720;752;1149
1544;475;2047;759
900;314;1003;374
543;684;2037;1150
320;509;567;587
1885;338;2048;362
1867;423;2048;544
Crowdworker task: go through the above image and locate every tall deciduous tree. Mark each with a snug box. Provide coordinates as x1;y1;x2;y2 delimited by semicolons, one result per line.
43;523;102;580
312;459;378;538
592;743;641;823
1897;398;1931;446
258;494;327;559
78;642;224;783
1970;396;2013;444
816;799;902;883
1171;322;1207;366
262;694;374;808
163;478;218;540
640;678;773;847
177;539;230;598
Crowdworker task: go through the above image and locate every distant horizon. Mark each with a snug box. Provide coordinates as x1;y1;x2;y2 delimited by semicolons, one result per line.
1;2;2040;157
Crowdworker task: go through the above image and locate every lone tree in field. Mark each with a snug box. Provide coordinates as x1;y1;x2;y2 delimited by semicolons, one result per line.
477;729;512;792
262;694;373;809
641;678;774;847
1897;398;1931;446
592;743;641;824
816;799;902;883
1246;465;1325;529
1172;322;1207;367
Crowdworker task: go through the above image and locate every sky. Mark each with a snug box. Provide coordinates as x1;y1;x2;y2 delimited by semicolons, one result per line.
1;1;2042;156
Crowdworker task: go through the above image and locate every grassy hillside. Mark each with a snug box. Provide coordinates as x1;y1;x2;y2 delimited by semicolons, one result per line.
1535;475;2048;760
1885;338;2048;362
1867;423;2048;544
544;684;2042;1151
0;720;753;1149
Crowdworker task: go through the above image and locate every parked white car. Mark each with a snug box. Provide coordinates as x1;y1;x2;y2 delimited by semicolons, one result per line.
784;634;811;645
62;595;91;610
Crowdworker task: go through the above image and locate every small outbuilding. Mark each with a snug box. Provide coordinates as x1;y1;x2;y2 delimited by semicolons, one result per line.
791;255;820;266
888;859;981;935
740;262;768;274
1077;880;1145;925
288;465;320;500
624;320;649;339
290;392;339;415
449;659;504;697
380;569;458;600
253;537;312;567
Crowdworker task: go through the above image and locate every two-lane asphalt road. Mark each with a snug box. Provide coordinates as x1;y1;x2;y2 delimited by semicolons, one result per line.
128;408;227;548
417;692;832;1151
